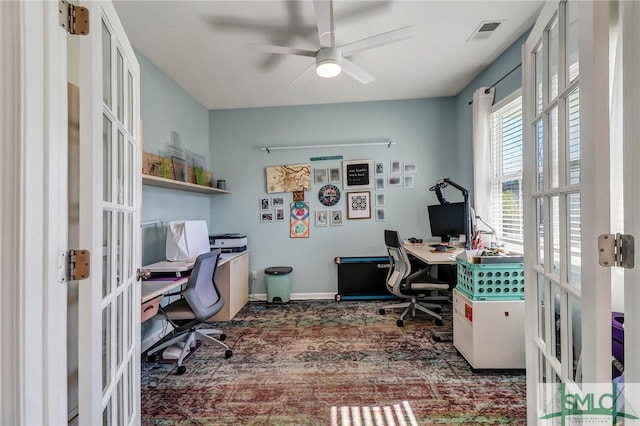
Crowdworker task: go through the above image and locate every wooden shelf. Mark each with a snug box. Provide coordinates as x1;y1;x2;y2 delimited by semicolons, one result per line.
142;175;231;195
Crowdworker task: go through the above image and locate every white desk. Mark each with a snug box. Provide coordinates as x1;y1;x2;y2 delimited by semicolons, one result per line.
404;243;463;265
140;251;249;321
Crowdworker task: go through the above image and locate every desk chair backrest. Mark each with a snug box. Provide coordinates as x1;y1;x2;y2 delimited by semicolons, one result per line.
182;250;224;322
384;230;412;293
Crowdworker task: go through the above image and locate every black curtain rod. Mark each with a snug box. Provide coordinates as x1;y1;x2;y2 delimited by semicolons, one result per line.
468;63;522;105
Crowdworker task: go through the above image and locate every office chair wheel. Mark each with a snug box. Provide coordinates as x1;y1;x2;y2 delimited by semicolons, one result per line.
396;319;404;327
224;349;233;359
379;308;386;315
435;319;443;326
176;366;187;375
434;307;442;314
146;354;157;363
219;333;227;341
433;336;442;342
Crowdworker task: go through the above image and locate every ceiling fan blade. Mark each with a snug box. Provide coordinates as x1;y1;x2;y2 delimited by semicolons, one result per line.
290;62;317;86
313;0;335;47
341;58;375;85
340;26;412;57
249;44;316;58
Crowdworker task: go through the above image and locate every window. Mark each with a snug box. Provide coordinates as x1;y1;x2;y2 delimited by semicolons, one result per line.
489;93;523;253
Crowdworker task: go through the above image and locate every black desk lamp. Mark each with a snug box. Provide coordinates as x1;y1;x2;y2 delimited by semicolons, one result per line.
429;178;472;250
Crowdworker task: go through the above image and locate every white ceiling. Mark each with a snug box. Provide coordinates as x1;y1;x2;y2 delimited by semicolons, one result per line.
113;1;544;110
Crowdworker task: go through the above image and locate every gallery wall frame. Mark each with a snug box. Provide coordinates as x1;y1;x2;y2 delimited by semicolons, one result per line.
342;160;373;190
346;191;371;219
315;210;328;227
330;210;343;226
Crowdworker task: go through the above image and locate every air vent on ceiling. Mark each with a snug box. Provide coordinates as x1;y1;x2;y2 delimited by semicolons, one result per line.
467;21;504;42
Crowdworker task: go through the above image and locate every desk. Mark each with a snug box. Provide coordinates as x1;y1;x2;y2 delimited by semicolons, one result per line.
403;243;463;265
141;251;249;321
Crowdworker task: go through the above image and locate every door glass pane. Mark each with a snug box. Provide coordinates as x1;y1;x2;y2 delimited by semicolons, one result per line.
127;71;133;133
117;373;124;425
536;120;544;191
548;17;559;101
127;141;134;207
117;212;124;287
551;284;561;362
102;306;111;393
567;87;580;184
102;21;111;108
549;107;559;188
537;197;545;266
117;131;124;204
127;360;135;422
117;50;124;122
535;43;543;114
538;349;548;411
116;292;123;368
569;295;582;384
103;398;112;426
127;285;133;350
103;116;112;202
127;212;133;279
566;0;579;83
538;273;546;342
567;193;581;290
550;196;560;277
102;211;112;298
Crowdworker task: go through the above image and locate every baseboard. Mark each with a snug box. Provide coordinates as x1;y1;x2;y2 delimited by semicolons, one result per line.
249;292;336;302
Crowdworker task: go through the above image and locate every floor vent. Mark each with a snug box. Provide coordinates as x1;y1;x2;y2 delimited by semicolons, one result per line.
468;21;504;41
330;401;418;426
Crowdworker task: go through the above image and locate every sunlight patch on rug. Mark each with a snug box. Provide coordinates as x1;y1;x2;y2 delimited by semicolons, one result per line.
330;400;418;426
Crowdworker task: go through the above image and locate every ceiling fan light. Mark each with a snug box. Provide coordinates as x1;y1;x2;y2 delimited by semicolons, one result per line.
316;60;341;78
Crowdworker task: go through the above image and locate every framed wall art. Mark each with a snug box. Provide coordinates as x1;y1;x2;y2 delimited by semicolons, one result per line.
330;210;343;226
346;191;371;219
342;160;373;190
315;210;328;227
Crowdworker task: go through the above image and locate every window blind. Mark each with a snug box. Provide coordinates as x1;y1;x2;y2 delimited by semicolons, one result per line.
489;95;523;252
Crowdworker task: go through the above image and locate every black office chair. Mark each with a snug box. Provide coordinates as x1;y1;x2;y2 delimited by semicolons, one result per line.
146;250;232;375
379;230;449;327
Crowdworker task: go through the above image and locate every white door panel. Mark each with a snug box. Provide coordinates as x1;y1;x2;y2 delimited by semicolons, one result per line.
78;1;141;424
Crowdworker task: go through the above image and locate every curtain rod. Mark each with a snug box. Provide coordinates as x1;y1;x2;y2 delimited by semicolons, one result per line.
468;63;522;105
260;141;394;153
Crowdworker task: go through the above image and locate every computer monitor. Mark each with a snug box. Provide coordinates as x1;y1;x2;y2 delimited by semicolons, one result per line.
428;202;467;243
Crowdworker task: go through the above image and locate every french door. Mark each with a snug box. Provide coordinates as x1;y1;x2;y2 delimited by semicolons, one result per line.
77;1;141;424
523;0;613;422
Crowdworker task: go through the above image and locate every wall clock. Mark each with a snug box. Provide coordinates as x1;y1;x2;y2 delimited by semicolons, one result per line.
318;184;341;206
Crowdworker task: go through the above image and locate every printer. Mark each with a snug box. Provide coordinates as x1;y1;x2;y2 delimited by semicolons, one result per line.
209;233;247;253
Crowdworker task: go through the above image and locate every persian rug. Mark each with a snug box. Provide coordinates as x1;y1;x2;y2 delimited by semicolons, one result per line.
141;300;526;425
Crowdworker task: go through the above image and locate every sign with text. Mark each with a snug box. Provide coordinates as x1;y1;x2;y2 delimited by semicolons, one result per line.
343;160;373;190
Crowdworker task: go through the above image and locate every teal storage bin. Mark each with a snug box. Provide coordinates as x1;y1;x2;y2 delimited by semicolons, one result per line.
265;266;293;303
456;258;525;301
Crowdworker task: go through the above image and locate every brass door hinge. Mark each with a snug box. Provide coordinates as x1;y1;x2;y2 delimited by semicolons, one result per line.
59;0;90;35
598;234;634;269
58;249;91;283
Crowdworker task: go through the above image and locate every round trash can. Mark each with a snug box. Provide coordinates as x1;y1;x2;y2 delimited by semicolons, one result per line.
265;266;293;303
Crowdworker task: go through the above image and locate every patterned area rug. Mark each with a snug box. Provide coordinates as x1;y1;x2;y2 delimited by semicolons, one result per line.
141;300;526;425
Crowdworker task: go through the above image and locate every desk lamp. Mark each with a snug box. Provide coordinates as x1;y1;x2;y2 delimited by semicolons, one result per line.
429;178;472;250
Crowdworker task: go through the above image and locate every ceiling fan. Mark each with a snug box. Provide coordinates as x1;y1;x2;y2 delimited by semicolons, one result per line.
249;0;412;84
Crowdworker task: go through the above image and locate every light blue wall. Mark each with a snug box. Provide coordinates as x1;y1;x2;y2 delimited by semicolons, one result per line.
453;31;530;202
209;99;458;295
137;51;212;265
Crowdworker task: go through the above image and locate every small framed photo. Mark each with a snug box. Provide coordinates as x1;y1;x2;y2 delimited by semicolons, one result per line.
403;163;417;173
275;208;285;221
375;176;386;191
272;196;285;207
330;210;343;226
260;212;274;222
404;175;415;189
390;161;401;174
375;162;385;174
315;210;328;227
346;191;371;220
329;166;341;183
342;160;373;190
388;176;402;186
375;208;386;222
376;193;385;206
314;168;328;185
260;197;270;210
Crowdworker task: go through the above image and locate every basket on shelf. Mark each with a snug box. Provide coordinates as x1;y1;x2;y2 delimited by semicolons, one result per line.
142;151;212;187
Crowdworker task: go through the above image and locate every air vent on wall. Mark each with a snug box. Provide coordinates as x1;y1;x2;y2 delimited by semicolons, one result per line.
467;21;504;42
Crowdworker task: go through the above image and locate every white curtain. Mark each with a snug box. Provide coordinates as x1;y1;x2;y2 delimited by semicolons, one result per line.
472;87;495;226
